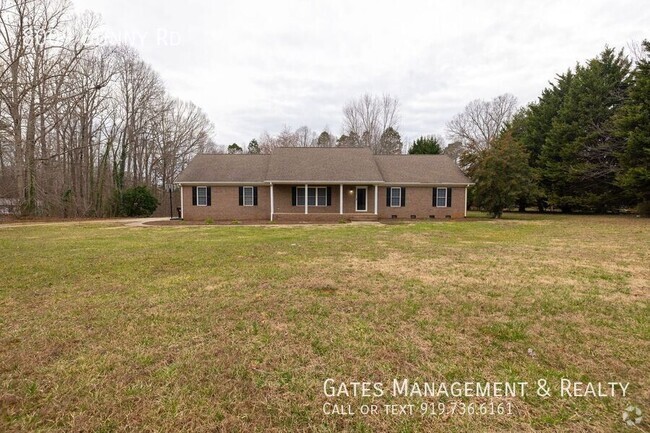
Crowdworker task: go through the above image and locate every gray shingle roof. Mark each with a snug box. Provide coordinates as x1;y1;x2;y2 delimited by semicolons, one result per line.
176;148;471;185
374;154;471;184
266;147;384;183
175;154;270;183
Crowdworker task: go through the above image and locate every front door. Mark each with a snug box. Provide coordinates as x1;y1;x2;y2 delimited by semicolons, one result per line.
356;187;367;212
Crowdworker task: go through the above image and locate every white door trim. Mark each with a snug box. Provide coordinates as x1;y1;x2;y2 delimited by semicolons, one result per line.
355;186;368;212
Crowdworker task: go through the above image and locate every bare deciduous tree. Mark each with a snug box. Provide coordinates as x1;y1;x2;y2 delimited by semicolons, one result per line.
445;94;518;176
0;0;213;216
295;125;316;147
342;93;400;154
446;94;518;154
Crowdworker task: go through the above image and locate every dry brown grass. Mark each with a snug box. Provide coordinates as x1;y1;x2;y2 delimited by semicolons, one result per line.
0;214;648;432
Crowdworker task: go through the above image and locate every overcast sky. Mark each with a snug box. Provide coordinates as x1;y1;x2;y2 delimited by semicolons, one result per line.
74;0;648;147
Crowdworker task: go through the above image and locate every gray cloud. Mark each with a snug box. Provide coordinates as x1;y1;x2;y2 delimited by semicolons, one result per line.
76;0;648;145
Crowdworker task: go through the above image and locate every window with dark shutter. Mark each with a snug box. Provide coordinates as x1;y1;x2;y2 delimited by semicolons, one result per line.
436;187;447;207
386;187;391;206
192;186;197;206
447;188;452;207
206;187;211;206
238;187;244;206
292;187;297;206
432;188;437;207
390;187;401;207
242;186;254;206
196;186;208;206
253;187;258;206
400;187;406;207
326;187;332;206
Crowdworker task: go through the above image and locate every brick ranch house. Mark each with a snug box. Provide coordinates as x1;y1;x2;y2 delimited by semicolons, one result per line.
175;147;472;222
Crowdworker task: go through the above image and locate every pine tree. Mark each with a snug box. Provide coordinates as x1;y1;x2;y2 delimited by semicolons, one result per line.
408;136;442;154
541;48;631;212
378;127;403;154
513;71;573;210
227;143;243;154
317;131;333;147
615;41;650;215
247;139;260;154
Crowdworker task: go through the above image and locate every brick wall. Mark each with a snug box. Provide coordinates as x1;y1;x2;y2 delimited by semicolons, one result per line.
182;184;466;221
182;185;270;221
377;186;465;219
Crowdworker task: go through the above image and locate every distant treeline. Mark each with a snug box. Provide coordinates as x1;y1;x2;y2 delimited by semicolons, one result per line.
0;0;214;217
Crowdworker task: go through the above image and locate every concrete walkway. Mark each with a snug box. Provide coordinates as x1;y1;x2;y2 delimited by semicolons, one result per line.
0;217;389;230
0;217;169;229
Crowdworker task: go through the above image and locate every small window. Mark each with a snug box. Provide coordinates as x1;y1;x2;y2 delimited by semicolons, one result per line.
436;187;447;207
390;187;401;207
197;186;208;206
242;186;254;206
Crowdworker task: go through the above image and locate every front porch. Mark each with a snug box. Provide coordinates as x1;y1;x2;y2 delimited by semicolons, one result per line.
270;184;380;221
272;212;379;223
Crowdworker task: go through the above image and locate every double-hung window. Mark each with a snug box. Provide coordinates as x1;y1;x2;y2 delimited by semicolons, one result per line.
307;187;317;206
296;187;306;206
296;187;327;206
242;186;254;206
196;186;208;206
316;188;327;206
390;187;401;207
436;187;447;207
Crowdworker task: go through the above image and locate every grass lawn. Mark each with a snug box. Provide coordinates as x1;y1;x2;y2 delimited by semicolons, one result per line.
1;214;648;432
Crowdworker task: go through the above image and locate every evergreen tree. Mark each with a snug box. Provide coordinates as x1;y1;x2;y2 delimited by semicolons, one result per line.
615;40;650;216
228;143;243;154
337;132;361;147
474;131;536;218
540;48;631;212
247;139;260;154
120;186;159;217
378;127;403;154
408;135;442;154
317;131;333;147
513;71;573;210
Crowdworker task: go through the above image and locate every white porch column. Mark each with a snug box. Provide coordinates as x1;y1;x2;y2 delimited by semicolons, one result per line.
374;185;378;215
304;184;308;214
180;185;184;219
339;184;343;214
270;183;274;221
464;186;468;217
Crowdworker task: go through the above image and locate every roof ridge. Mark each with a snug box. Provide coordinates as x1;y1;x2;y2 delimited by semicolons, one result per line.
374;154;448;156
197;153;270;156
274;146;372;149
